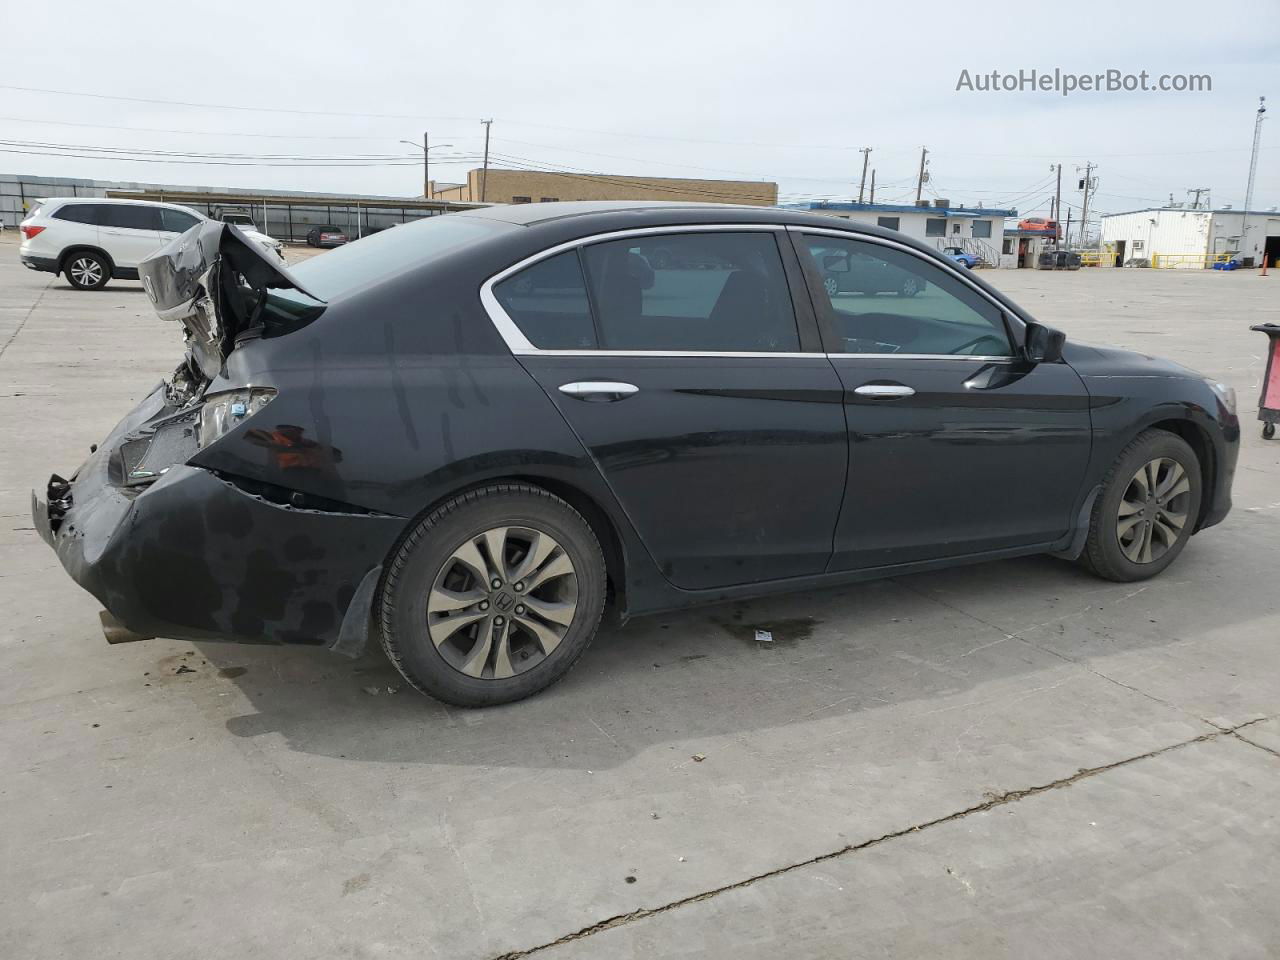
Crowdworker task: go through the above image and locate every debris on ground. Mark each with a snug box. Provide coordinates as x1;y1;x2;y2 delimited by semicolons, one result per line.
174;665;196;675
692;754;706;763
755;629;773;644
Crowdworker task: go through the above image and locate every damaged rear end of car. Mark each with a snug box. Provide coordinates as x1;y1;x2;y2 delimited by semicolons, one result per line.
32;221;405;654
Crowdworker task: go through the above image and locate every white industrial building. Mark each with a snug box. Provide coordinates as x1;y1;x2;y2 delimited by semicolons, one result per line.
789;201;1016;266
1100;206;1280;269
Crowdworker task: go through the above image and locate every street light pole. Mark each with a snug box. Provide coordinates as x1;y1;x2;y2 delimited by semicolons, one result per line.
399;138;454;201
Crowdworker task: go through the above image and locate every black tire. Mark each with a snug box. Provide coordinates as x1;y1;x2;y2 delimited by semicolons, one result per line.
1082;429;1202;582
1264;422;1276;440
379;483;607;707
63;251;110;290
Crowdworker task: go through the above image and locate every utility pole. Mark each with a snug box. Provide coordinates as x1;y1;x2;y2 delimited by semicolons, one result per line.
1077;162;1095;247
869;169;876;204
1053;163;1062;247
480;119;493;203
915;147;929;204
1242;96;1267;263
857;147;871;203
422;132;430;198
1186;187;1210;209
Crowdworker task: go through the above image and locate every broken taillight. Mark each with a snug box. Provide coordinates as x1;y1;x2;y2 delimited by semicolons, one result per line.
20;225;45;239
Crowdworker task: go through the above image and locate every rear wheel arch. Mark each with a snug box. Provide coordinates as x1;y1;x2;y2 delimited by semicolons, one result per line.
382;475;630;617
57;245;115;277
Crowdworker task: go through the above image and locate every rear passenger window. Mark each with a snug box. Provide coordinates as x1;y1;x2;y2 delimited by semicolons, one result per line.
580;232;799;352
98;205;163;230
493;251;596;349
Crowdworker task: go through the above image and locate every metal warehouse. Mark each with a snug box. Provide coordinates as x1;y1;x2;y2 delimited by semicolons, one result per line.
1101;205;1280;268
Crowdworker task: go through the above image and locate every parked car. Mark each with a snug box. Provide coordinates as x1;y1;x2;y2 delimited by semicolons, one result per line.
305;225;348;247
18;198;283;289
941;245;979;268
813;244;924;297
33;203;1239;707
1018;217;1061;238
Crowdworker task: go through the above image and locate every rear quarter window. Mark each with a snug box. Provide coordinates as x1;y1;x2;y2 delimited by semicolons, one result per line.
52;204;101;224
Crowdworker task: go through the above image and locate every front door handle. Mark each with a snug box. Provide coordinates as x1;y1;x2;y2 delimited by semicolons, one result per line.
558;381;640;402
853;383;915;399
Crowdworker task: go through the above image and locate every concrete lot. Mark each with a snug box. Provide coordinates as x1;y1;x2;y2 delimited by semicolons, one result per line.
2;234;1278;959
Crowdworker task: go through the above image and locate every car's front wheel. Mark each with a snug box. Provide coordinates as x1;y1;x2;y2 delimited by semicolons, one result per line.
898;276;923;297
64;252;110;290
1082;429;1202;581
379;484;607;706
823;276;839;296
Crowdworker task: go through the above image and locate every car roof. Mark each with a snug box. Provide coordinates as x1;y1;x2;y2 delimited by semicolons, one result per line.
44;196;203;213
449;199;912;243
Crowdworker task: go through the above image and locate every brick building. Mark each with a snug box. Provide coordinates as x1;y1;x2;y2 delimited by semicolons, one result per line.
429;169;777;206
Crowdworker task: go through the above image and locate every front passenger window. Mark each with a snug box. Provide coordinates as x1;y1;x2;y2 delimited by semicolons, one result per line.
161;209;201;233
801;235;1012;357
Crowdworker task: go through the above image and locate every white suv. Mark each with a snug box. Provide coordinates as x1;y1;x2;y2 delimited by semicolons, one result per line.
18;198;285;290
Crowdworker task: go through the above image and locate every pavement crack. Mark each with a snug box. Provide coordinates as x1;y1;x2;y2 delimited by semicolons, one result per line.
487;718;1270;959
1232;731;1280;760
0;277;52;360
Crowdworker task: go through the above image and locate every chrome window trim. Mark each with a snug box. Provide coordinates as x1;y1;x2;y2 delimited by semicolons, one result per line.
515;350;826;359
479;222;1024;361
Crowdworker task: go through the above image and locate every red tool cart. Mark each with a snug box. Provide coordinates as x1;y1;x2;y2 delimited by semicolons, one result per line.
1251;323;1280;440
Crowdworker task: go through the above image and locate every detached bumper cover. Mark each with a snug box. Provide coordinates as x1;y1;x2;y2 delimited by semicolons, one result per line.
33;386;405;648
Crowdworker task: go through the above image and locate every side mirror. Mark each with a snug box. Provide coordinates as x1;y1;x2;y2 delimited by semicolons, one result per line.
823;254;850;273
1025;322;1066;363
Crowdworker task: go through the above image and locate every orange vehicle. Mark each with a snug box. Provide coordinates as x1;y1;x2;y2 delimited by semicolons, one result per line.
1018;217;1061;237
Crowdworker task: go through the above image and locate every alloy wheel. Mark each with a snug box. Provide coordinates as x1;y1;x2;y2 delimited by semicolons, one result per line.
425;525;578;680
1116;457;1191;564
823;276;838;296
69;257;102;287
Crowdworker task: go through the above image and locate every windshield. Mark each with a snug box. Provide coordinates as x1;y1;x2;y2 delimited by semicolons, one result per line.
284;214;508;301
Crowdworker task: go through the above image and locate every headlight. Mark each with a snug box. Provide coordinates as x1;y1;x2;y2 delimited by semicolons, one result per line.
198;388;276;449
1208;380;1237;415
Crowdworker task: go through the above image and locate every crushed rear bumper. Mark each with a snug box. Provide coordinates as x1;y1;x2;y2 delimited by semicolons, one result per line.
33;384;405;651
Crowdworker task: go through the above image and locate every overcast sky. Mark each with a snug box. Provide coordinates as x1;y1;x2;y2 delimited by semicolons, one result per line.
3;0;1276;219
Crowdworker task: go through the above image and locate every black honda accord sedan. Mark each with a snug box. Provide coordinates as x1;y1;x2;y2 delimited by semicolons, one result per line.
33;202;1239;706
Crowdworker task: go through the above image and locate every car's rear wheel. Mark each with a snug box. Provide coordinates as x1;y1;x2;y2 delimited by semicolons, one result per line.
64;252;110;290
898;276;922;297
1082;429;1202;582
379;484;606;707
823;276;839;296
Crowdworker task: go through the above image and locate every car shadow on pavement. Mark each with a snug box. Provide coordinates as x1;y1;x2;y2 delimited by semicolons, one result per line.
201;534;1274;770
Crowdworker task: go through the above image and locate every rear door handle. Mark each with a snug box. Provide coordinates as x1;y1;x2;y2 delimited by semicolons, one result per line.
558;381;639;402
853;383;915;399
